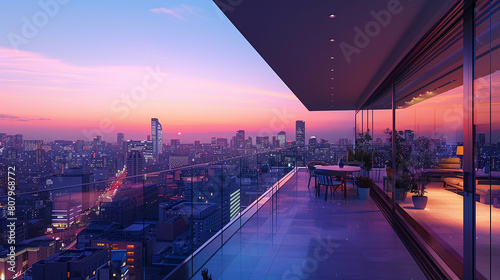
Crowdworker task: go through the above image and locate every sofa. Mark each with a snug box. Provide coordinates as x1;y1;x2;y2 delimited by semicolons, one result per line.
423;158;463;182
443;177;500;204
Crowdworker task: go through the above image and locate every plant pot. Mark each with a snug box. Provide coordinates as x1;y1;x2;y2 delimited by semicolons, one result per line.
358;187;370;200
395;189;407;202
412;195;428;209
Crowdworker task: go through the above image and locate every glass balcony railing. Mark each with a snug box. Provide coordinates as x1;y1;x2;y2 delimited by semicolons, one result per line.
0;148;301;280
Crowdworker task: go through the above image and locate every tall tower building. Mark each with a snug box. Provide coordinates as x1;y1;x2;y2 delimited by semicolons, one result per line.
277;131;286;147
235;130;245;149
126;150;144;183
296;120;305;147
151;118;163;159
13;134;23;150
117;133;124;147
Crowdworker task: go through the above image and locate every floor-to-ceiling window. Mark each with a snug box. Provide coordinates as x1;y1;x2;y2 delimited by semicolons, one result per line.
358;1;500;278
474;1;500;278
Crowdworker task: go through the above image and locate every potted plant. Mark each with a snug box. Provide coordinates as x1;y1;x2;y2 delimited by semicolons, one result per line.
355;176;374;200
352;130;373;176
395;173;415;202
411;174;429;209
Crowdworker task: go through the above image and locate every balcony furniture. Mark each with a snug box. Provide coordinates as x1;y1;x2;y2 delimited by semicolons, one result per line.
441;171;500;204
307;161;329;189
383;168;393;192
493;195;500;208
423;158;463;181
315;165;360;199
346;161;362;184
315;169;346;201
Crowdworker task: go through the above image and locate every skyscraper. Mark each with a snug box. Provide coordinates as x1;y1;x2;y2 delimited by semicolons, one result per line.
296;120;305;147
126;150;144;183
117;132;124;147
277;131;286;147
14;134;23;150
151;118;163;159
235;130;245;149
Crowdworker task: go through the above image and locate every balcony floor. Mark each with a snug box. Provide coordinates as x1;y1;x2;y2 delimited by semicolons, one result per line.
194;169;426;280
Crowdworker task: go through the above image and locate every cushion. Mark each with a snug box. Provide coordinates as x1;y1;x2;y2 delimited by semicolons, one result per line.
433;158;461;170
443;177;463;187
440;158;461;164
476;184;500;194
437;163;461;169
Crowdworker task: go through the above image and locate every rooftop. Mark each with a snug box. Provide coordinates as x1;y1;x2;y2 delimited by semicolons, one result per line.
43;248;102;263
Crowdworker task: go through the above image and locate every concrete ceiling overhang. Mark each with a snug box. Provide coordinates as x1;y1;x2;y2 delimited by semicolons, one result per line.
214;0;457;111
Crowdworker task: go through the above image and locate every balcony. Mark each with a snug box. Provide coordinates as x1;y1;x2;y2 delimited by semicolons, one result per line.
166;168;426;280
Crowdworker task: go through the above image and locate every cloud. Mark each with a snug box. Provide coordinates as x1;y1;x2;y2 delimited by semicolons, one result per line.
0;114;19;120
150;5;202;21
0;113;50;122
150;7;184;20
16;118;51;122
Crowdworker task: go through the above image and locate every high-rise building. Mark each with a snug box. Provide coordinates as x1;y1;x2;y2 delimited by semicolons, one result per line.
277;131;286;147
126;150;144;183
117;133;124;147
0;133;6;145
91;231;153;280
170;139;180;146
256;136;270;150
151;118;163;159
296;120;305;147
96;249;129;280
13;134;23;149
100;197;137;227
235;130;245;149
160;202;220;246
216;138;228;148
24;140;43;151
126;140;153;162
272;136;278;148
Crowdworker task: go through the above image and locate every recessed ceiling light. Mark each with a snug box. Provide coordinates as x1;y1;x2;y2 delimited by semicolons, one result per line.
331;69;334;72
329;14;336;18
330;38;335;42
330;56;334;59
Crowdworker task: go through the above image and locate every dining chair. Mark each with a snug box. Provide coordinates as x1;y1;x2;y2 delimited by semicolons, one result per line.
307;161;329;189
383;168;393;192
315;169;346;201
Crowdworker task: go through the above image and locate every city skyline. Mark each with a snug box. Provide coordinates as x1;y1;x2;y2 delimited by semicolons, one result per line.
0;1;354;143
1;115;356;144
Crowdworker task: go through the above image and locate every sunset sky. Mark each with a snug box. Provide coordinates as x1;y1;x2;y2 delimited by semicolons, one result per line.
0;0;354;143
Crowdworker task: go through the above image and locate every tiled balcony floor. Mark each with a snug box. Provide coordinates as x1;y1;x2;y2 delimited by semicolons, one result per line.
194;169;426;280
